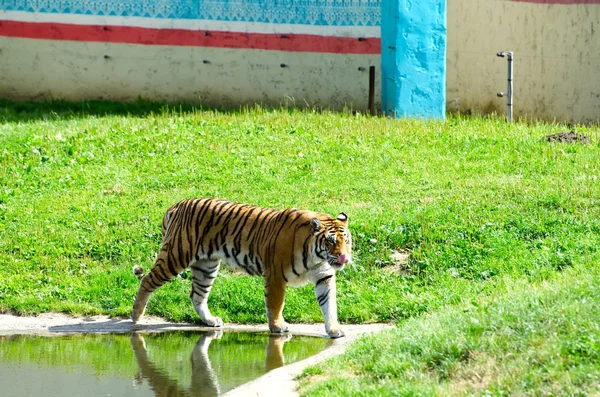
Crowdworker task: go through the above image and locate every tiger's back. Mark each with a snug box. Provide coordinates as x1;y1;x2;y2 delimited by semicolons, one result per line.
131;198;352;338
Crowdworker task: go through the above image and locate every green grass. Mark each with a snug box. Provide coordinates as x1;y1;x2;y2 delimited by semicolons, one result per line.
299;264;600;396
1;99;599;393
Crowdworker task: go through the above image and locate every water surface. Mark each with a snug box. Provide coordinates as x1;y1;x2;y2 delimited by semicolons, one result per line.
0;331;330;396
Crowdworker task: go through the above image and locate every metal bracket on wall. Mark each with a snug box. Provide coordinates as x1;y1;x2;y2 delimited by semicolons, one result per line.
496;51;514;122
368;66;375;116
358;66;376;115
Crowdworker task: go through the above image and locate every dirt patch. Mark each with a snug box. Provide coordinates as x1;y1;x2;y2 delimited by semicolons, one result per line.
449;351;499;394
545;131;590;144
382;250;412;276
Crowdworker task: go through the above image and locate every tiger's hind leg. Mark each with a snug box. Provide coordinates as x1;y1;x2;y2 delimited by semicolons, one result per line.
131;249;180;323
264;278;289;333
190;260;223;327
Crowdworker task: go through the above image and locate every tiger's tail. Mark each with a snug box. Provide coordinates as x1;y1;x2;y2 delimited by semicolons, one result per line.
131;265;148;323
133;265;145;281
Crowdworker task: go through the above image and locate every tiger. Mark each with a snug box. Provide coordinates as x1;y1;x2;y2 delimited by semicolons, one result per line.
130;198;352;338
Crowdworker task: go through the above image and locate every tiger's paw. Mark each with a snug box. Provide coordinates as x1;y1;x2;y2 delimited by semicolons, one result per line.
204;330;224;340
202;316;224;327
269;321;289;334
130;310;143;324
327;327;345;339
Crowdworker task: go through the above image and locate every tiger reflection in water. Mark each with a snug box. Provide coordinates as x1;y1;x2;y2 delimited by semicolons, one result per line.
130;332;293;396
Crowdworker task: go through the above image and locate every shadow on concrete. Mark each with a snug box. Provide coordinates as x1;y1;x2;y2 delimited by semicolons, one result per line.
47;317;206;334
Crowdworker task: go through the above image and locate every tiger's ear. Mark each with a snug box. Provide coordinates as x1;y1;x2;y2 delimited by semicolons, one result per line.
311;218;321;233
337;212;348;225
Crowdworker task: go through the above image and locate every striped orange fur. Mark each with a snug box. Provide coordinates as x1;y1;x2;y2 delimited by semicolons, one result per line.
131;198;352;338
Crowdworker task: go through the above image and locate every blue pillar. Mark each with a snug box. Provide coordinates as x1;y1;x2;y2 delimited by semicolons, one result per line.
381;0;446;119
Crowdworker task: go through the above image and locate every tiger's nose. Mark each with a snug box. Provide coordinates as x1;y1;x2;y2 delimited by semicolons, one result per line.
337;254;350;264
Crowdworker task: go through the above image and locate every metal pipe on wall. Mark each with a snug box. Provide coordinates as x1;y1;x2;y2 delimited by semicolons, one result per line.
496;51;514;122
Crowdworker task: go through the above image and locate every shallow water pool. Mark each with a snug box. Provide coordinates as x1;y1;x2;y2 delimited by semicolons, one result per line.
0;331;330;396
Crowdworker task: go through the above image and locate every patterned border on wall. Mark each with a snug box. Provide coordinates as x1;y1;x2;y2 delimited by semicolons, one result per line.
512;0;600;3
0;20;381;53
0;0;381;26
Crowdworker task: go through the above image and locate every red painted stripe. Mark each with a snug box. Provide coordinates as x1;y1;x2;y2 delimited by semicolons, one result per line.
0;20;380;54
512;0;600;3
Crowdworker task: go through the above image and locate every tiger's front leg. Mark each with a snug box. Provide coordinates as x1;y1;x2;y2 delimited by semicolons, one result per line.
315;274;345;338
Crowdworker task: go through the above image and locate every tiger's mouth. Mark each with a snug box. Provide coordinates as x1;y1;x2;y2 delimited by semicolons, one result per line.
329;260;345;270
328;253;351;270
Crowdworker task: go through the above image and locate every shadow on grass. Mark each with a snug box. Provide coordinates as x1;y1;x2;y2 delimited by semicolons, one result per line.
0;98;333;123
0;99;229;123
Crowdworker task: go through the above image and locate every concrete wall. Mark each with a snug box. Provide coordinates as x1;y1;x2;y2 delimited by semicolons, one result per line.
1;1;599;122
447;0;600;123
0;1;381;112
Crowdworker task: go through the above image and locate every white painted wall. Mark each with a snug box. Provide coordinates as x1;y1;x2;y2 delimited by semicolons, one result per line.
0;36;380;112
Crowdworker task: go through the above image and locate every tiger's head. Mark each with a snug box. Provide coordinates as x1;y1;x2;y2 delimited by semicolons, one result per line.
311;212;352;270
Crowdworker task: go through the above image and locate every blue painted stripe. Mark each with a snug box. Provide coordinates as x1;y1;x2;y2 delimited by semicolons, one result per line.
1;0;381;26
381;0;446;119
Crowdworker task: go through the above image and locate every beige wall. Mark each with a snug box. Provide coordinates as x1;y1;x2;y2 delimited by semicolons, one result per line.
0;37;380;112
447;1;600;123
